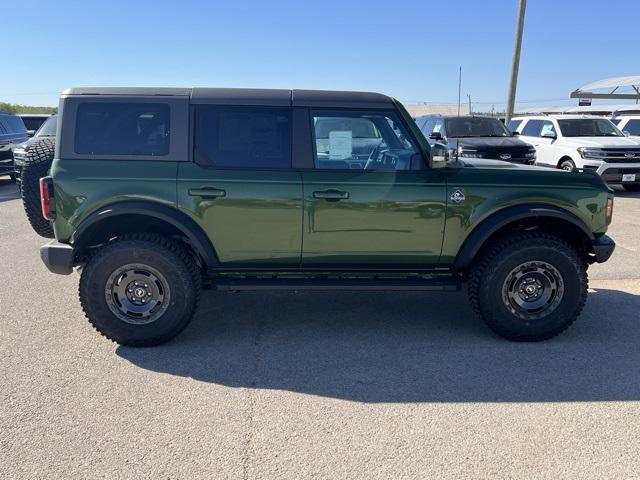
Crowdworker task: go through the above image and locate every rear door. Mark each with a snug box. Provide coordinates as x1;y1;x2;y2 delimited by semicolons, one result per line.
519;119;557;166
301;108;446;268
177;103;303;268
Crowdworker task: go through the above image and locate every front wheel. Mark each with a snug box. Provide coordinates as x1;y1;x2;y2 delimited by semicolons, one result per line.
559;159;576;171
468;232;587;341
79;234;201;346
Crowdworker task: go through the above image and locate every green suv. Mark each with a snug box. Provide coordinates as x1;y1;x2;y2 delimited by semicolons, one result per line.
38;88;615;346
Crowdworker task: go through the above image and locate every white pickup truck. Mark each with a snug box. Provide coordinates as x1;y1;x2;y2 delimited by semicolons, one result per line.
509;115;640;191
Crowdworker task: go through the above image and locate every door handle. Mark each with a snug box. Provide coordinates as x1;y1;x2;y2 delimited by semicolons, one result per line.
188;187;226;198
313;189;350;201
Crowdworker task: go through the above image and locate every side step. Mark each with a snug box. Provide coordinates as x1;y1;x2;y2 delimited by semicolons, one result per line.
210;277;461;292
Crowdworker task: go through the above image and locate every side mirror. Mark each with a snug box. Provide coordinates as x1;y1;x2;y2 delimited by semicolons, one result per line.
623;130;631;137
429;131;443;141
541;131;557;139
431;143;450;168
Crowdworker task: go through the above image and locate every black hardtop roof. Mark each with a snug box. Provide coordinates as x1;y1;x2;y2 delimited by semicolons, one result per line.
61;87;395;109
415;114;498;120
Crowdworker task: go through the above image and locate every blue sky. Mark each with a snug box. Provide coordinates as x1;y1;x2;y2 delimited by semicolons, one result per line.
3;0;639;110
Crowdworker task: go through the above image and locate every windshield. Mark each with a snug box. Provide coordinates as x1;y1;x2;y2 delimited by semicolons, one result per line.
558;118;623;137
445;117;511;138
35;116;57;137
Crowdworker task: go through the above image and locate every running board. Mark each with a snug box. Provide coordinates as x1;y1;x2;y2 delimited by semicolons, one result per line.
210;277;461;292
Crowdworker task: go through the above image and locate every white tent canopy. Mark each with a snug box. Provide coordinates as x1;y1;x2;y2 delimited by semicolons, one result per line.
571;76;640;100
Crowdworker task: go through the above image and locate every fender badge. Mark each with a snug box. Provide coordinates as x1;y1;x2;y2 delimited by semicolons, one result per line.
450;189;466;203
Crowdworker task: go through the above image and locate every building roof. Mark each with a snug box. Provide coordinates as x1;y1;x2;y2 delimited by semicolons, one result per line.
570;76;640;100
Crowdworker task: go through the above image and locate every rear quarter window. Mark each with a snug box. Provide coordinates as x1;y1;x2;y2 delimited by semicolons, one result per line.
521;119;544;137
508;119;522;132
74;102;170;156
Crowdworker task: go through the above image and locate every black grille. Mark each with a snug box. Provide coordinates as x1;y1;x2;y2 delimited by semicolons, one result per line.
595;148;640;163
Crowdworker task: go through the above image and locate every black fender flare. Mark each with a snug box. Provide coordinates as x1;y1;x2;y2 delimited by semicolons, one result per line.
453;204;595;271
70;201;219;267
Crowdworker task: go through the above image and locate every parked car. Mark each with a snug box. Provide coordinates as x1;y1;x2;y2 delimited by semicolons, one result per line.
509;115;640;191
415;115;537;165
17;113;52;137
0;112;28;181
610;115;640;140
13;115;58;237
38;87;614;346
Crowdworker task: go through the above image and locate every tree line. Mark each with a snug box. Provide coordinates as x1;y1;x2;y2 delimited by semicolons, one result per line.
0;102;57;114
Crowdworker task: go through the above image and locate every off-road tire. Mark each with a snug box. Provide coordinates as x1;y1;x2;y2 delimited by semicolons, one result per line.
468;232;588;341
79;233;202;347
559;158;576;171
20;138;55;238
622;184;640;192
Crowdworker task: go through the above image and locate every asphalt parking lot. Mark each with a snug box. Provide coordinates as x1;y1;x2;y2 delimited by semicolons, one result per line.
1;177;639;479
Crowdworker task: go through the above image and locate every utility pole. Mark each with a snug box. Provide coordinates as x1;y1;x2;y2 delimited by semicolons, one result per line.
505;0;527;124
467;94;472;115
457;66;462;116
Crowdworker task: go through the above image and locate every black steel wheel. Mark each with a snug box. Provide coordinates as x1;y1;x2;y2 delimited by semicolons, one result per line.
468;232;587;341
80;234;201;346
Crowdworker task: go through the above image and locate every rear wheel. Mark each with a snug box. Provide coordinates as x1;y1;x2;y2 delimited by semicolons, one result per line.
559;158;576;171
468;232;588;341
20;138;55;238
79;234;202;346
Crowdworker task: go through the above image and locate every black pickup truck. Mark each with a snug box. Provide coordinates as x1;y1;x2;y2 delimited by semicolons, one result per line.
416;115;537;165
0;113;28;181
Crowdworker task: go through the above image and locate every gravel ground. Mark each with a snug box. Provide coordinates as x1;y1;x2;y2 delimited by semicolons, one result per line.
1;178;639;479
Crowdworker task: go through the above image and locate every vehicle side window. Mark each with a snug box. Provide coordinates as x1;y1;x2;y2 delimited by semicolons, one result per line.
75;103;170;156
508;119;522;132
421;118;435;136
622;119;640;135
540;121;557;137
194;106;291;168
521;119;544;137
432;119;444;134
610;118;622;126
311;110;417;171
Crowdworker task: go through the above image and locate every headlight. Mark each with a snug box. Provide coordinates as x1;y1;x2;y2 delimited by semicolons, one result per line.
606;195;614;225
577;147;606;159
458;147;485;158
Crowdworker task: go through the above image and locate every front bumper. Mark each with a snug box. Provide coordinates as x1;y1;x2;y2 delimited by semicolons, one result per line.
590;161;640;185
40;240;74;275
590;235;615;263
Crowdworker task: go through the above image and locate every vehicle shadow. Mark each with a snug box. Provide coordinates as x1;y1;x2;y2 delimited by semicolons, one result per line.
117;287;640;403
0;178;20;203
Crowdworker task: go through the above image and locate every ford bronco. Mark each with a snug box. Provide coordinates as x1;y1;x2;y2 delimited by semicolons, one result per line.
38;88;615;346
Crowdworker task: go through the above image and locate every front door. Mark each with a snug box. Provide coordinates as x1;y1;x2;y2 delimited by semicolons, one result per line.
178;104;302;268
301;109;447;268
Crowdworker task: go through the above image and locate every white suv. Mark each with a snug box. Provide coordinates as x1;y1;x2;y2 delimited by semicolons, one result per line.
611;115;640;140
509;115;640;191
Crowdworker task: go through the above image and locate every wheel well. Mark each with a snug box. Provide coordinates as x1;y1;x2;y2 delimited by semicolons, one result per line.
73;214;204;267
470;216;592;271
557;156;574;168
